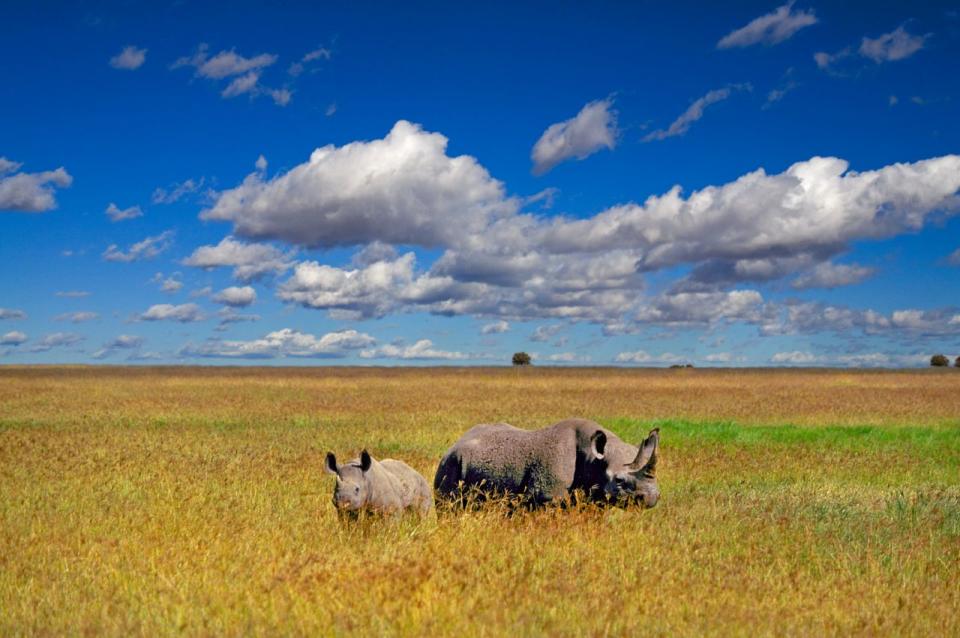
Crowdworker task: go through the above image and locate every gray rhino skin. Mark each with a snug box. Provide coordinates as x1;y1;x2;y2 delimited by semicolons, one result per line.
325;450;432;517
434;418;659;508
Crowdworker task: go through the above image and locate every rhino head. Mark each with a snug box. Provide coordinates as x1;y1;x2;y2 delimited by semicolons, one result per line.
324;449;373;512
601;428;660;508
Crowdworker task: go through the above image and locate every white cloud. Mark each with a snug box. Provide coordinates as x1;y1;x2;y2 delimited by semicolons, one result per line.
222;71;261;98
105;202;143;222
109;45;147;70
55;290;90;298
703;352;740;363
542;154;960;275
635;290;766;327
0;158;22;173
0;330;27;345
202;121;960;332
183;328;373;359
202;120;514;249
614;350;684;364
289;47;332;76
182;236;294;280
103;231;174;262
531;98;618;175
359;339;469;361
480;320;510;335
174;44;277;79
213;286;256;307
152;272;183;294
325;103;337;117
644;85;749;142
530;324;563;342
543;352;591;363
860;26;928;63
55;311;99;323
0;160;72;212
0;308;27;320
255;155;268;172
215;308;260;330
718;2;817;49
92;334;145;359
771;350;818;364
138;303;205;323
172;44;287;105
152;178;204;204
947;248;960;266
791;262;875;289
29;332;84;352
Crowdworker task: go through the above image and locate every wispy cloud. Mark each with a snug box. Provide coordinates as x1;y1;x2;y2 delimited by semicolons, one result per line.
717;2;817;49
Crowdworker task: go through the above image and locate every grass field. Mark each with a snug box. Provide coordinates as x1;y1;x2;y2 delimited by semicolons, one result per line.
1;366;959;636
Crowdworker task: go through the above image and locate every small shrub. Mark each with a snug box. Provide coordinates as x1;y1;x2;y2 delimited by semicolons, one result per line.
930;354;949;367
512;352;532;366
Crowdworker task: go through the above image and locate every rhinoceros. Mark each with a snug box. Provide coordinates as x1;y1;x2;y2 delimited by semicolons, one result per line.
325;450;433;517
434;418;659;508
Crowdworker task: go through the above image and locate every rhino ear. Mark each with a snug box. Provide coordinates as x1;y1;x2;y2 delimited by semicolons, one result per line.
628;428;659;477
359;449;372;472
590;430;607;460
324;452;339;476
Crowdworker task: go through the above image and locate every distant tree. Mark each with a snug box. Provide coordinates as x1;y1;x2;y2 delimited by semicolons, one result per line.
512;352;532;366
955;356;960;368
931;354;949;367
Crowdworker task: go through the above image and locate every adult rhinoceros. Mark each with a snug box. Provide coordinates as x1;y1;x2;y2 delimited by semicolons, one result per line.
434;418;659;508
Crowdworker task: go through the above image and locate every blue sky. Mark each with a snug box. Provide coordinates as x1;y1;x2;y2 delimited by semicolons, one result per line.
2;1;959;366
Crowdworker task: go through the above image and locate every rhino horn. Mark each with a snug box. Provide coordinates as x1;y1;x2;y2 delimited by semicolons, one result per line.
324;452;339;476
627;428;659;477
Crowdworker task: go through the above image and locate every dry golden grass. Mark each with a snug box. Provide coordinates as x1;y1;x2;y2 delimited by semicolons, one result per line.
1;366;958;636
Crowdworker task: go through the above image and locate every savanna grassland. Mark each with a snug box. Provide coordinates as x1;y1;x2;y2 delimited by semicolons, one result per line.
1;366;959;636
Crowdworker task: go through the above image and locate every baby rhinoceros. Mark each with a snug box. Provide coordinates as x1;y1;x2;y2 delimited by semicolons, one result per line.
325;449;432;518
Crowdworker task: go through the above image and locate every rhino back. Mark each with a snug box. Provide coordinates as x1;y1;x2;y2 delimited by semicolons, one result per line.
438;422;578;501
380;459;433;512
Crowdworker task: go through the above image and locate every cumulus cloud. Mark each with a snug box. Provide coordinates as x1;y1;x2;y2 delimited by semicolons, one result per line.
203;121;960;333
213;286;256;307
480;320;510;335
860;26;929;63
152;178;204;204
55;311;99;323
717;2;817;48
182;328;373;359
109;45;147;70
0;330;27;345
543;352;591;363
359;339;469;361
771;351;930;368
182;236;294;280
614;350;684;364
202;120;514;248
644;85;749;142
0;159;72;212
103;231;174;262
29;332;84;352
138;303;205;323
791;262;875;289
635;290;767;327
542;154;960;276
105;202;143;222
0;308;27;320
531;98;617;175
